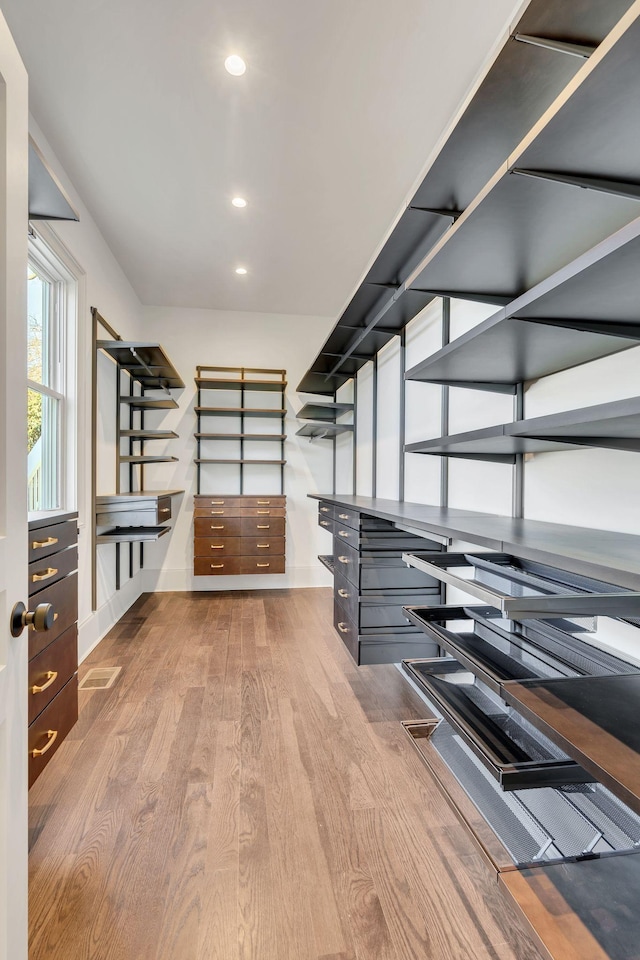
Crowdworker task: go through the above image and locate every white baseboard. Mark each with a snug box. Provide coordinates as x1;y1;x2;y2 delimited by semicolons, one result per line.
77;573;144;663
142;564;333;593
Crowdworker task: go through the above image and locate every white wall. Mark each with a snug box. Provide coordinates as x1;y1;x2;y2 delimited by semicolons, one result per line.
139;305;335;592
28;120;147;661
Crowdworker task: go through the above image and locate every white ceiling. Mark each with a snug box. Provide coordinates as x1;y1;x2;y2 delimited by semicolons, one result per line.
3;0;522;317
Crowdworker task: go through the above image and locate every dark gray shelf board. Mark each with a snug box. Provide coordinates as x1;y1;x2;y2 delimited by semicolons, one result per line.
120;455;179;463
195;377;286;392
195;407;285;418
318;554;335;574
96;490;184;505
297;401;354;422
296;0;635;396
120;429;179;440
98;341;184;388
119;397;178;410
296;422;354;439
194;432;286;441
95;525;171;544
406;396;640;462
194;459;286;465
502;674;640;816
308;494;640;592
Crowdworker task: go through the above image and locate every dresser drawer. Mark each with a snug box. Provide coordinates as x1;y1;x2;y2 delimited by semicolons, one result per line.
28;673;78;788
240;556;285;575
194;556;243;576
334;540;359;587
194;504;244;518
241;496;286;509
334;507;359;530
28;545;78;596
194;537;286;558
240;507;286;518
318;515;335;535
96;496;171;527
241;517;286;536
318;502;335;521
194;496;245;509
334;570;358;624
29;519;76;563
333;524;359;550
194;517;242;537
333;603;359;662
29;571;78;660
28;624;77;725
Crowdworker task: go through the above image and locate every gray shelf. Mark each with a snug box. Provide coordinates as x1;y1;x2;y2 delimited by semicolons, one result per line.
119;455;179;464
195;377;286;392
120;396;178;410
318;554;335;574
296;422;354;440
195;406;285;418
95;526;171;544
99;341;185;388
96;490;183;504
406;396;640;463
297;401;354;421
121;429;179;440
194;459;286;465
194;433;286;441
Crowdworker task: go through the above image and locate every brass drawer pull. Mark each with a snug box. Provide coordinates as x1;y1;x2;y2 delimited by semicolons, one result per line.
257;500;271;504
338;556;350;564
337;622;349;634
210;563;224;569
338;589;350;599
256;543;270;548
338;530;349;538
257;524;270;529
320;521;329;527
159;507;170;514
210;510;224;515
256;510;270;515
210;545;224;549
32;729;58;757
257;563;270;568
339;514;349;520
210;525;224;530
320;507;329;513
32;671;58;694
211;500;225;504
32;536;59;550
32;567;58;583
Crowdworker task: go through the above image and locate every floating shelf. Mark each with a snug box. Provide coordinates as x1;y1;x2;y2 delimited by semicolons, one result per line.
297;401;354;421
318;554;335;573
195;406;286;418
194;459;287;465
95;525;171;544
195;377;287;392
120;396;178;410
296;422;354;439
120;429;179;440
99;341;185;388
119;455;179;464
194;432;286;441
96;490;184;503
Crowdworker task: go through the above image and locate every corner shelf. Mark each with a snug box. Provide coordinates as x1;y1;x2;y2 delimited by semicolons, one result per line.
405;396;640;463
195;366;286;495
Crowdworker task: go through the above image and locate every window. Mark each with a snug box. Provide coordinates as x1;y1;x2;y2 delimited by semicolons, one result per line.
27;231;78;512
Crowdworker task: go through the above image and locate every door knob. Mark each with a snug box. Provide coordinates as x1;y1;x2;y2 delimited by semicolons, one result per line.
10;601;56;638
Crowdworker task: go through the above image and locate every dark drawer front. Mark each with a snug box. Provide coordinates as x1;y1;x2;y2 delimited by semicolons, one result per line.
96;497;172;527
240;507;286;518
334;539;359;587
334;525;359;550
334;508;359;531
28;674;78;788
333;602;359;662
359;636;439;666
241;496;286;509
360;558;441;591
318;502;335;521
194;496;244;509
28;624;77;725
194;556;243;576
240;556;285;575
194;517;242;538
318;515;335;535
194;537;285;558
29;519;76;563
241;517;286;537
334;570;358;624
360;598;439;630
194;504;244;518
28;545;78;596
29;572;78;660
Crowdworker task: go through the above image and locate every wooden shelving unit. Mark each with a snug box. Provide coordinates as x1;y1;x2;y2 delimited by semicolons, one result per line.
194;367;287;495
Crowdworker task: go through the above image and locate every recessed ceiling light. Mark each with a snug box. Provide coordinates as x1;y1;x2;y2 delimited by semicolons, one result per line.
235;266;248;275
232;197;247;208
225;55;246;76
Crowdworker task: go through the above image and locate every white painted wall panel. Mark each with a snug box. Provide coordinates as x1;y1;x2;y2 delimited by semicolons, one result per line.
376;337;401;499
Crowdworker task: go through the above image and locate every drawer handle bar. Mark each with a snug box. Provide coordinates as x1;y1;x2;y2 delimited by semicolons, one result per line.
338;556;350;564
257;510;270;515
257;544;270;548
210;564;225;569
211;500;225;504
257;563;270;568
257;525;270;529
337;622;348;633
320;521;329;527
338;589;350;599
32;536;59;550
338;531;349;537
32;671;58;695
339;514;349;520
210;525;224;530
210;545;224;549
210;511;224;515
257;500;271;504
32;729;58;757
320;507;329;513
32;567;58;583
159;508;170;514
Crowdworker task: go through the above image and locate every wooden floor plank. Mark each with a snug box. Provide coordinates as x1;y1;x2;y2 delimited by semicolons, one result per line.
29;588;542;960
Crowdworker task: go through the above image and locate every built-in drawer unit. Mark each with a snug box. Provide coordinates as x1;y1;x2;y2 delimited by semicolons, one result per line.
193;495;286;576
333;601;439;666
27;513;79;786
318;514;335;535
96;493;172;527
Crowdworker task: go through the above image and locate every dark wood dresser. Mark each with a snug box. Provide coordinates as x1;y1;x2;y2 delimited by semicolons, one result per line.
193;494;286;576
27;512;79;787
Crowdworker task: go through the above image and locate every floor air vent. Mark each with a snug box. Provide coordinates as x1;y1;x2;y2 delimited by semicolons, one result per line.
79;666;121;690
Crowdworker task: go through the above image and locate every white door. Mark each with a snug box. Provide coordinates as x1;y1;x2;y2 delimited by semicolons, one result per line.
0;12;29;960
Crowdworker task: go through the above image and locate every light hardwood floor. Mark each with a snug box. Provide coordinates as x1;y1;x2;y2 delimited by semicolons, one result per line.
28;588;542;960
